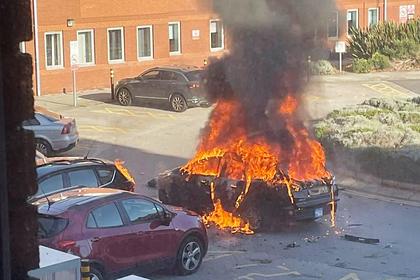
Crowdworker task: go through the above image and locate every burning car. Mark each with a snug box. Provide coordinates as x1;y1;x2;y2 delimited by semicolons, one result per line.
150;99;338;234
152;162;337;234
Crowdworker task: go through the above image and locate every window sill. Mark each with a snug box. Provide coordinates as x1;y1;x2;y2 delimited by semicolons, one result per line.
210;47;224;52
78;63;96;68
108;60;125;65
137;57;154;62
46;66;64;71
170;52;182;56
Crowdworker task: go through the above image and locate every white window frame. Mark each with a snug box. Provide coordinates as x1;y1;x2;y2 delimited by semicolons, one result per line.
347;9;359;36
168;21;181;55
327;11;339;39
368;8;379;27
44;31;64;70
77;29;95;66
107;27;125;64
136;25;154;61
209;19;224;52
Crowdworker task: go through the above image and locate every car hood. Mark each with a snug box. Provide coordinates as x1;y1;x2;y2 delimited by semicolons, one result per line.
117;78;134;85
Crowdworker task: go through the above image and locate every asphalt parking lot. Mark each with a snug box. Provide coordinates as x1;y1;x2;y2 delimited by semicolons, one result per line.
35;75;420;279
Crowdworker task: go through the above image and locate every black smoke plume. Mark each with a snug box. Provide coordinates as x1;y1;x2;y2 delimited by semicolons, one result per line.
204;0;335;148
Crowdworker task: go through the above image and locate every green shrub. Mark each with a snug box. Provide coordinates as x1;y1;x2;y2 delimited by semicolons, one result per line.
310;60;335;75
371;52;391;69
352;58;373;73
348;19;420;60
394;39;419;59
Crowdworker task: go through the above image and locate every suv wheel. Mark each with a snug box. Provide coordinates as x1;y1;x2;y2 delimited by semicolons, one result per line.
170;94;187;112
35;139;52;156
117;88;132;106
175;236;204;275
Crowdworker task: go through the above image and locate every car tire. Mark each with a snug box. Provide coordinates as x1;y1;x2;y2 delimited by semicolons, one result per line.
35;139;52;156
117;88;133;106
170;94;188;112
89;265;105;280
175;235;204;275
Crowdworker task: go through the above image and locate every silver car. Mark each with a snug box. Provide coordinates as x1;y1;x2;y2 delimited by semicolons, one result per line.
23;109;79;156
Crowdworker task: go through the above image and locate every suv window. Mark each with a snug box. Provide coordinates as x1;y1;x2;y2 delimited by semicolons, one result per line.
142;70;160;80
185;70;203;81
37;174;64;195
121;199;160;223
96;167;115;185
161;71;185;82
68;169;99;187
38;215;68;238
88;203;123;228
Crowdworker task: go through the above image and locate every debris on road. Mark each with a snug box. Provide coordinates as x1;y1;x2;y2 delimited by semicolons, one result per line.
347;223;363;227
285;242;300;249
304;236;321;243
343;234;380;244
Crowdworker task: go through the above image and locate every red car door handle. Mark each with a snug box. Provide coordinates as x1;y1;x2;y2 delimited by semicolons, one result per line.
91;237;101;242
136;231;146;235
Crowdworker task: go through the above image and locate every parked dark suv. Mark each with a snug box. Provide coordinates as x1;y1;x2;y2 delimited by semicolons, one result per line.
115;66;209;112
30;157;135;202
36;188;208;279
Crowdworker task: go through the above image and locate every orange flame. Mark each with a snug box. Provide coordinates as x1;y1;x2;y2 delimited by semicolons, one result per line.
203;182;254;234
182;95;333;233
114;159;135;184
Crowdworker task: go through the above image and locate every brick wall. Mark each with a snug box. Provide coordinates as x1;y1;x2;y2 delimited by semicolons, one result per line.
24;0;227;94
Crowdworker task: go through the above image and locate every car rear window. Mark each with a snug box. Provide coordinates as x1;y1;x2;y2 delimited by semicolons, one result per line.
96;167;115;185
36;112;59;123
38;215;68;239
185;70;203;81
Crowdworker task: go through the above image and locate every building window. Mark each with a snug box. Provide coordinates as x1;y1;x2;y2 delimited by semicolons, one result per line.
45;32;63;69
137;25;153;60
347;9;359;36
368;8;379;27
107;27;124;63
327;11;339;38
210;19;224;51
77;29;95;65
168;22;181;55
19;42;26;53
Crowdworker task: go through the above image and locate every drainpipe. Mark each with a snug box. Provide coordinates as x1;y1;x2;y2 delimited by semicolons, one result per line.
33;0;41;96
384;0;388;21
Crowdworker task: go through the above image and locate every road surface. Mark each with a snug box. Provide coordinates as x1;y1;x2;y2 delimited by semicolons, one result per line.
35;75;420;280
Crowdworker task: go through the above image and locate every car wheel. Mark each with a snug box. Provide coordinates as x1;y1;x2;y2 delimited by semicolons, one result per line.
170;94;187;112
117;88;132;106
175;236;204;275
89;265;105;280
35;139;52;156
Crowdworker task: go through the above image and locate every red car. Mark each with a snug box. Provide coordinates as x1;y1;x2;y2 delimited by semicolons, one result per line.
36;188;208;279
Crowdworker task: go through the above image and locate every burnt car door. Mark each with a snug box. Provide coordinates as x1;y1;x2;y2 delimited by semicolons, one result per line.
84;202;138;275
119;198;177;272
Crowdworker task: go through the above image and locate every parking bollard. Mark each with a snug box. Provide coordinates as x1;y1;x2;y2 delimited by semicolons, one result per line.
81;260;90;280
110;68;115;100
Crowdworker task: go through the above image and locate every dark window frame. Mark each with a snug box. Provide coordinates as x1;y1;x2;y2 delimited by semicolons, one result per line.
85;202;126;229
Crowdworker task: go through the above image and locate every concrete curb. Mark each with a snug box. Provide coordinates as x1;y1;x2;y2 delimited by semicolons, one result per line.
334;168;420;205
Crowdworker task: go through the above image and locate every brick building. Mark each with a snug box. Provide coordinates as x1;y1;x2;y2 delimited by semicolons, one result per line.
328;0;419;45
22;0;225;95
21;0;420;95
